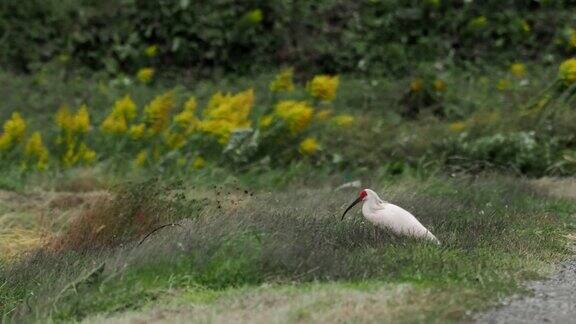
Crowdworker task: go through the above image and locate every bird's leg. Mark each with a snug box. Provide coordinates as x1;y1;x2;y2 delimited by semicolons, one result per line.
373;227;377;242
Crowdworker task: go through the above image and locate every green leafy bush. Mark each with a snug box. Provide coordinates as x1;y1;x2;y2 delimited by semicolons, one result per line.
2;0;576;74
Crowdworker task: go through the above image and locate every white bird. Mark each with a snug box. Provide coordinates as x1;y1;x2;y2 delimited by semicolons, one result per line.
342;189;440;244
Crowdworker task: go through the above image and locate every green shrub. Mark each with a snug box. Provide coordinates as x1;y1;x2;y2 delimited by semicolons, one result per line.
2;1;576;74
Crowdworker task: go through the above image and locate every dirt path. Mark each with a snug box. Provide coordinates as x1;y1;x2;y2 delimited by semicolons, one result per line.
475;178;576;323
475;260;576;323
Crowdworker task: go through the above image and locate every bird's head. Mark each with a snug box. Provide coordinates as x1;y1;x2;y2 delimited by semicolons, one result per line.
341;189;369;221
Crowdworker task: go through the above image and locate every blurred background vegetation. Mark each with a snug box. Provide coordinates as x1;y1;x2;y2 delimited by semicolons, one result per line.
2;0;576;184
2;0;576;76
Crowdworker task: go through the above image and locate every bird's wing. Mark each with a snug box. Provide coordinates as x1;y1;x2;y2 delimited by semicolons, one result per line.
379;204;439;243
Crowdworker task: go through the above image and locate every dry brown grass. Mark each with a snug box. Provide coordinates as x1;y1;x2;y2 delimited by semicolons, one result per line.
0;189;108;260
532;177;576;200
48;180;196;252
54;169;104;193
82;283;492;324
0;228;48;261
83;283;415;324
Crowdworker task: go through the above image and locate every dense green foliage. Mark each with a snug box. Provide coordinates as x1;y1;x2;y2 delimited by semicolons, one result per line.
2;0;576;74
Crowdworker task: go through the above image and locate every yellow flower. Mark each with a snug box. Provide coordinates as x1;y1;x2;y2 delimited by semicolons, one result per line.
192;156;205;169
174;111;199;135
559;58;576;84
173;97;200;135
0;112;27;151
144;45;158;58
570;29;576;48
496;78;510;91
165;132;186;149
199;120;236;144
144;91;175;134
299;137;318;155
316;109;333;121
37;158;48;171
55;106;74;132
204;89;253;126
23;132;49;171
469;16;487;29
137;67;155;83
101;114;127;134
183;96;198;113
274;100;314;135
78;143;96;164
74;105;90;133
200;89;254;144
24;132;47;157
101;95;137;135
134;150;148;167
259;115;274;129
62;146;78;167
332;114;355;127
510;63;526;78
129;123;146;140
245;9;263;24
433;79;447;92
449;121;467;133
269;68;295;92
308;75;339;101
521;20;530;33
114;95;137;121
410;78;423;93
56;105;90;134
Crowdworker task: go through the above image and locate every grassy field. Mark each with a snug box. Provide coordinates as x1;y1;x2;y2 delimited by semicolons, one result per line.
1;58;576;322
1;170;575;322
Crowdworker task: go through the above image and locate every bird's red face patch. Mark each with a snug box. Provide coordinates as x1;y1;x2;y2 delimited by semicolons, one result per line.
359;190;368;200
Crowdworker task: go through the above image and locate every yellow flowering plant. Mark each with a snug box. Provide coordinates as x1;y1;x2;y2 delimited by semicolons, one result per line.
23;132;49;171
331;114;355;128
299;137;318;155
192;156;205;169
559;58;576;85
137;67;155;84
144;91;175;135
144;45;158;58
269;68;295;92
273;100;313;135
173;97;200;136
510;63;526;78
308;75;339;102
199;89;254;144
54;105;96;168
101;95;137;135
0;112;26;153
315;109;333;121
0;76;364;172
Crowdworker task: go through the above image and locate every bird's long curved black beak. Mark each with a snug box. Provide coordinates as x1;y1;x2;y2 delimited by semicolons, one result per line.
341;197;362;221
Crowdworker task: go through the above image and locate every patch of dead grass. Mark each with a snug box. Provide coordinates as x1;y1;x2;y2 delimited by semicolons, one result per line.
83;283;418;324
531;177;576;200
0;228;48;261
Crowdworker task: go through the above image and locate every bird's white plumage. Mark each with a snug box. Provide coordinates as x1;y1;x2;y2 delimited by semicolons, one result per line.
361;189;440;244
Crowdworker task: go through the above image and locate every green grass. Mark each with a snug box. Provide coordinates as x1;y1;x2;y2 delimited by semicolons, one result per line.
1;175;574;322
